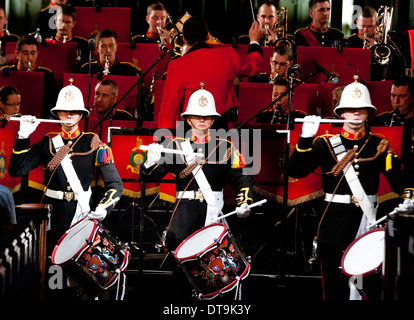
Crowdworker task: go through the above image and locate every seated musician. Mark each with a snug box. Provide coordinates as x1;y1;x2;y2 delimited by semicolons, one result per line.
294;0;343;47
255;78;306;123
238;0;280;47
372;75;414;194
45;4;89;72
344;6;406;81
1;35;57;119
0;85;20;127
249;44;301;84
91;78;135;121
131;2;172;44
80;29;142;78
30;0;67;40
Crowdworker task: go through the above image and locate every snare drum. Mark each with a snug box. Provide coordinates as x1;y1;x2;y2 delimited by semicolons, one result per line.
341;228;385;277
174;223;250;300
51;218;130;297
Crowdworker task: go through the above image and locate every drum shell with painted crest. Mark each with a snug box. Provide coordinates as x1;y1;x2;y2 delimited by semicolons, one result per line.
174;223;250;300
51;218;130;296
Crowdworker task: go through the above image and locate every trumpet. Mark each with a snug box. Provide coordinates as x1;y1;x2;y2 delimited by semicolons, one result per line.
156;26;165;44
371;5;393;65
274;7;296;49
103;56;110;75
362;32;368;49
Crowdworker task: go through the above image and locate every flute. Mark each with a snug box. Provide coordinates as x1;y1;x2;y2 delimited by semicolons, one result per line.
9;116;75;124
295;119;363;124
139;144;204;157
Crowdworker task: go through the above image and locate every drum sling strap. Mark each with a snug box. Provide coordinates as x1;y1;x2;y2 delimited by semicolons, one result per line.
329;136;377;301
180;140;223;226
300;28;322;46
52;135;92;226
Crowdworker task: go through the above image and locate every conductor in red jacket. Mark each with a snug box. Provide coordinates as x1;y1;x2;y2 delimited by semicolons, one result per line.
158;16;263;130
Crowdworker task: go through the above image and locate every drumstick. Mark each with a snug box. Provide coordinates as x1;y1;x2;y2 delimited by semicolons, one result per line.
9;116;75;124
210;199;267;222
295;119;363;124
140;144;204;157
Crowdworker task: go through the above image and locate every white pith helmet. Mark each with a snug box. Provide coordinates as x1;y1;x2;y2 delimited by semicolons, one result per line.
333;76;376;116
50;78;89;118
181;82;221;118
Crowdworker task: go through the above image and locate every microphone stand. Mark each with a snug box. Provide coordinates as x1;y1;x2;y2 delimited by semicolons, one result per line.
90;50;168;132
232;67;319;279
85;46;94;132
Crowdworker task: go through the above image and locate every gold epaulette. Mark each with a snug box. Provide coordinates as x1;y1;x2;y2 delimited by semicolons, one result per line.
375;111;393;117
371;132;387;139
37;66;53;73
80;60;97;69
75;35;88;42
330;27;344;34
0;65;14;71
294;27;306;35
345;33;358;40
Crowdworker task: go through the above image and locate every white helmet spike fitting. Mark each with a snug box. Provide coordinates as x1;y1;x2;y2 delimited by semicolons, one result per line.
333;76;376;117
50;78;89;118
181;82;221;118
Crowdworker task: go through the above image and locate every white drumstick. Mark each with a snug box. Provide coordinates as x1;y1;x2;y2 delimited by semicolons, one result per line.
10;116;75;124
295;119;362;124
210;199;267;222
140;144;204;157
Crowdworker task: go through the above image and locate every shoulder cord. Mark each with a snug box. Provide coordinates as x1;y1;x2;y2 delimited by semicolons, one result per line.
314;134;372;242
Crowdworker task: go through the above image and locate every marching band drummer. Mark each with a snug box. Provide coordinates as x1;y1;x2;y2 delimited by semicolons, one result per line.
287;78;403;300
141;85;253;250
8;82;123;255
140;86;253;298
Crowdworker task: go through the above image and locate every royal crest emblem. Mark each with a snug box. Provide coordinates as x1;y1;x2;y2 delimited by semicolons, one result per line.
127;137;147;174
198;96;208;107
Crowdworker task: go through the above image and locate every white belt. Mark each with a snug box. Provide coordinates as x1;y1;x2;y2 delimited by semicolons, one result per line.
45;188;77;202
325;193;377;206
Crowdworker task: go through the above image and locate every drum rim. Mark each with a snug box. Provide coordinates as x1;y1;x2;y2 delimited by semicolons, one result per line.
340;227;385;277
51;218;98;265
174;223;228;261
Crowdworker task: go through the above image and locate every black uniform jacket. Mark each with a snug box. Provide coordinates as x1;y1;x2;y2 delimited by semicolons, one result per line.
8;129;123;241
287;128;403;252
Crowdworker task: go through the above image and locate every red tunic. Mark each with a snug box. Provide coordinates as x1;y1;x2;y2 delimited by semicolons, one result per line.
158;43;263;128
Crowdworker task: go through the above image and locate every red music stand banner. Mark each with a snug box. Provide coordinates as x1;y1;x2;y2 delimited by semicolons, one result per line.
37;42;78;89
73;7;131;43
297;47;371;83
64;72;138;116
109;128;175;200
0;71;44;118
408;29;414;69
238;82;320;124
116;43;171;89
0;122;21;191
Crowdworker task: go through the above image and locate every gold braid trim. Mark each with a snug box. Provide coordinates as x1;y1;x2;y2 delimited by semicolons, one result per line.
328;146;357;176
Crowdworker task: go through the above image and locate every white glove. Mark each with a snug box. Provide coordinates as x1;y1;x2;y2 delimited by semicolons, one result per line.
144;143;163;168
18;115;40;138
394;199;414;214
88;205;107;221
236;202;251;218
301;115;321;138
